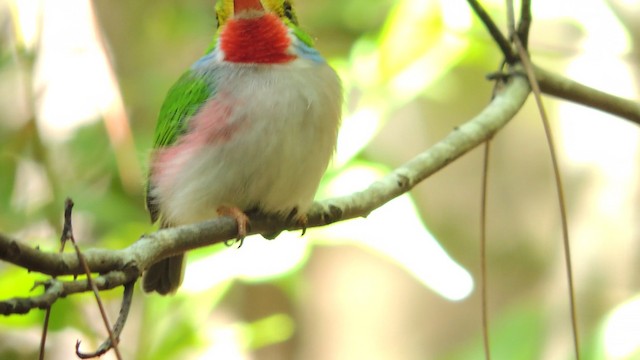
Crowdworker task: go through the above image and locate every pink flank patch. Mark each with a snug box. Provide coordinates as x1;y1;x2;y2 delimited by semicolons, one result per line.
220;13;295;64
150;95;243;191
185;94;242;145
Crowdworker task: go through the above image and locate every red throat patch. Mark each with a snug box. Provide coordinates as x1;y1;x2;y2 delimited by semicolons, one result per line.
220;13;295;64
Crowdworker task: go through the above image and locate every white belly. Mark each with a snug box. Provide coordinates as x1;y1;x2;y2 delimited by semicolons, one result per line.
151;61;341;225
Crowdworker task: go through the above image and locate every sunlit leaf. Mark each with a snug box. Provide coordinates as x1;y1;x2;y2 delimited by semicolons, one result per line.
378;0;442;80
314;162;474;301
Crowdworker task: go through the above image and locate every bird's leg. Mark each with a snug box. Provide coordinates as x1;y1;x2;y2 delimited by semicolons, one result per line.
217;206;250;247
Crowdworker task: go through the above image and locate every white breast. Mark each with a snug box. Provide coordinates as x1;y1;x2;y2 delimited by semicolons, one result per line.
151;60;342;225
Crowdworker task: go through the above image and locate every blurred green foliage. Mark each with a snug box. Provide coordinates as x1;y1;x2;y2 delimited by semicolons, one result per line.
1;0;640;359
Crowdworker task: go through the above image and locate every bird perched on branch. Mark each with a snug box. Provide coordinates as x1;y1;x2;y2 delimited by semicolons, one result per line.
143;0;342;295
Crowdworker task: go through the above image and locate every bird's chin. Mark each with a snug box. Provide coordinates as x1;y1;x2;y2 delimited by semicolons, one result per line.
232;9;266;20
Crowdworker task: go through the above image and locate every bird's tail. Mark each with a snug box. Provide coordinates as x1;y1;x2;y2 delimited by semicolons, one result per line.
142;253;185;295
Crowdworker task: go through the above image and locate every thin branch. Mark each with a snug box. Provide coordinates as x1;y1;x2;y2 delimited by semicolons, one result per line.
0;270;138;315
1;281;63;316
39;306;51;360
506;0;516;39
472;1;638;125
535;65;640;125
76;281;134;359
479;60;512;360
62;199;122;360
513;36;581;360
0;233;133;277
517;0;532;48
0;75;532;309
466;0;517;63
60;198;74;250
39;188;75;360
480;141;491;360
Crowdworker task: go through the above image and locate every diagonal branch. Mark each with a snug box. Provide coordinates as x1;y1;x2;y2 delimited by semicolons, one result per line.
0;74;531;313
466;0;517;63
517;0;532;48
76;281;135;359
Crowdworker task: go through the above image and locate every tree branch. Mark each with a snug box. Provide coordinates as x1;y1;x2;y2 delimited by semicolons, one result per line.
517;0;532;48
0;269;138;315
76;281;134;359
0;74;531;313
467;0;638;126
535;65;640;125
0;233;133;276
466;0;517;63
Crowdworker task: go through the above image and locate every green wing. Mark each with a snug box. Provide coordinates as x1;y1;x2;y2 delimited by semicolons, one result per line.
147;70;213;222
153;71;212;148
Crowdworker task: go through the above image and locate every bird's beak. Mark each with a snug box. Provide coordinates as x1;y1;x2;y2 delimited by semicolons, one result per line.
234;0;263;15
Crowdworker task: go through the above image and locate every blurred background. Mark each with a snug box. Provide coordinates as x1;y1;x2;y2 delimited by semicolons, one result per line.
0;0;639;358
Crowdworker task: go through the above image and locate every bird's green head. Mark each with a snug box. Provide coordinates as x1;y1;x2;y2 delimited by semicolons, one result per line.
206;0;318;64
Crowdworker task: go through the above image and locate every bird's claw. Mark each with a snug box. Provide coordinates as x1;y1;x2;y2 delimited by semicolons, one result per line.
296;215;308;236
286;208;308;237
218;206;250;247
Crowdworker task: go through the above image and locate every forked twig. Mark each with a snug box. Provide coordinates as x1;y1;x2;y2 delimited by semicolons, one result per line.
76;281;134;358
472;1;639;125
38;194;76;360
61;199;123;360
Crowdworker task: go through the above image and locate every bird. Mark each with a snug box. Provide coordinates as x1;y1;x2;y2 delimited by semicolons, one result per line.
142;0;342;295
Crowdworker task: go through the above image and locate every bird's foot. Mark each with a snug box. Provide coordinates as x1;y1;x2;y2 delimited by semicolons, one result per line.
217;206;250;247
261;208;308;240
286;208;308;236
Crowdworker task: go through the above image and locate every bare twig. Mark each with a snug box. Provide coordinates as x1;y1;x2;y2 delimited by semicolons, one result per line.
0;233;132;277
478;59;513;360
506;0;516;39
62;199;122;360
507;0;580;353
470;2;639;124
0;270;139;316
506;0;531;48
535;65;640;125
513;36;581;360
475;0;638;122
480;141;491;360
0;280;63;316
39;191;76;360
60;198;74;250
76;281;134;359
517;0;532;48
466;0;517;63
39;306;52;360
